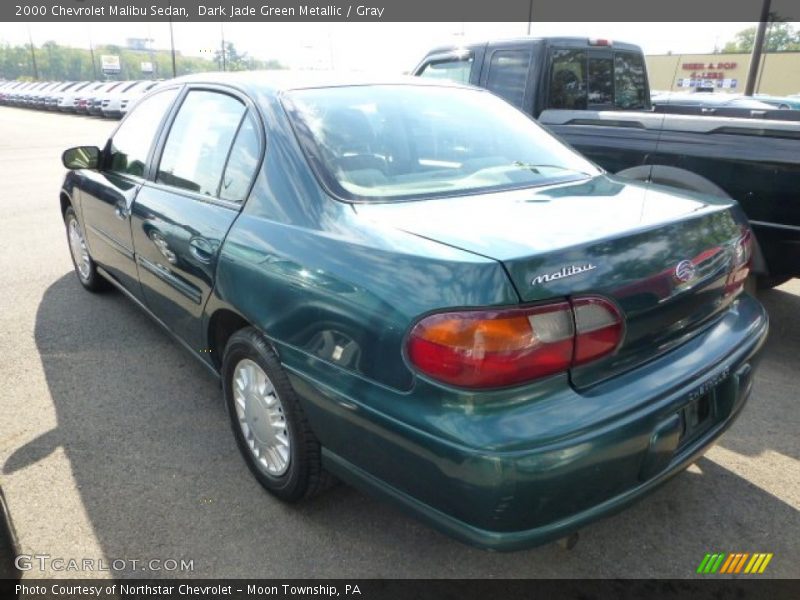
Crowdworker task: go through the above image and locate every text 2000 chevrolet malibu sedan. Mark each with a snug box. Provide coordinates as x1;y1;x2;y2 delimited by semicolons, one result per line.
59;73;768;550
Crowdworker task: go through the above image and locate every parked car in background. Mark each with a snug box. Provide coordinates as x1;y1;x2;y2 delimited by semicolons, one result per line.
58;72;768;550
43;82;81;110
414;37;800;288
57;81;95;112
101;80;160;118
651;91;778;112
754;94;800;110
73;81;112;114
88;81;126;116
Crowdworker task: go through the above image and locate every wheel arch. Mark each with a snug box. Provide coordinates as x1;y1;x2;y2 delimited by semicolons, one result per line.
206;308;256;371
60;189;73;218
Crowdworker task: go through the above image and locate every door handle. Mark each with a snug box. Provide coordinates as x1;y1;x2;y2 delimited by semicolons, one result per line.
114;201;129;220
189;237;214;263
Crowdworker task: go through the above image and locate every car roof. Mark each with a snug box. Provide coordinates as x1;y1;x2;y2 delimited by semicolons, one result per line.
167;70;472;96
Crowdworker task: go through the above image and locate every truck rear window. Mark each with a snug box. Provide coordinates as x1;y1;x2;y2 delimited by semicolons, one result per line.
548;49;648;111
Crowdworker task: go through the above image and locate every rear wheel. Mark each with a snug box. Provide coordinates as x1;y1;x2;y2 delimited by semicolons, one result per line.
222;327;334;502
64;206;109;292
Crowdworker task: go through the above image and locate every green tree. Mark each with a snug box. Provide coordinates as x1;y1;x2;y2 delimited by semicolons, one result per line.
722;22;800;53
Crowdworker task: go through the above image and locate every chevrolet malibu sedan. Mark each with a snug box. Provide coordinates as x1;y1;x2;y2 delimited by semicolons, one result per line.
59;72;768;550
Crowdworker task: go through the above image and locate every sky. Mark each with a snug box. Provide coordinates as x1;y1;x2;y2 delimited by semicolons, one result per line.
0;22;756;71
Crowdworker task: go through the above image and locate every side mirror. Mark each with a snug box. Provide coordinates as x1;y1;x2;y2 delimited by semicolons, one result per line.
62;146;101;170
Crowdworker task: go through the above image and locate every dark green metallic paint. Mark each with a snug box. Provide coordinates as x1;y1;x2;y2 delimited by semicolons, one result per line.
60;72;769;550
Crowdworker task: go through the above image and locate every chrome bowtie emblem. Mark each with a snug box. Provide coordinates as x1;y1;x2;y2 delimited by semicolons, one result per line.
674;259;696;283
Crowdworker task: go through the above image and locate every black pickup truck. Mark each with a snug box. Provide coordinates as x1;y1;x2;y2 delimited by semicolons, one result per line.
413;37;800;287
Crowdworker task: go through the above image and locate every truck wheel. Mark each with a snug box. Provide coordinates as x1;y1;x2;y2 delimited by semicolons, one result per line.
615;165;730;198
616;165;774;284
221;327;335;502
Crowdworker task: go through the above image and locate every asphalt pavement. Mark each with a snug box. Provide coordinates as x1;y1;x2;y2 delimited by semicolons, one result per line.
0;106;797;579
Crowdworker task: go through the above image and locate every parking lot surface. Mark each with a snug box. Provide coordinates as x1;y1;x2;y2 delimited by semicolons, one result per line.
0;106;797;579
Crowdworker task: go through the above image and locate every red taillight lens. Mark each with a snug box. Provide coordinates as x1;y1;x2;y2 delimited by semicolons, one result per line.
573;297;624;365
725;228;753;296
406;297;623;389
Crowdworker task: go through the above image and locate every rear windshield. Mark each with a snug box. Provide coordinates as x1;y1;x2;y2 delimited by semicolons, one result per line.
283;85;599;202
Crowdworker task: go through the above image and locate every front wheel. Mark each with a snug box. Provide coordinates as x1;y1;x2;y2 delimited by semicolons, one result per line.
222;327;334;502
64;206;109;292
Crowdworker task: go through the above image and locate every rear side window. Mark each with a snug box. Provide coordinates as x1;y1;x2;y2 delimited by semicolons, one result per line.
156;90;246;197
614;52;647;109
548;49;587;110
108;88;178;177
485;50;531;108
418;56;473;83
219;113;261;203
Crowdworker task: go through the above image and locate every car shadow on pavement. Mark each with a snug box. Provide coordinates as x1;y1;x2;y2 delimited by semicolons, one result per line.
6;273;798;578
715;287;799;462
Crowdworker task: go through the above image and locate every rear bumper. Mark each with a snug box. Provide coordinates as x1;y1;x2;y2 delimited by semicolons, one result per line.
290;294;769;551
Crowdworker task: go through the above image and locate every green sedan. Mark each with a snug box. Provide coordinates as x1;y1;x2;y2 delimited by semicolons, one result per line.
58;72;768;550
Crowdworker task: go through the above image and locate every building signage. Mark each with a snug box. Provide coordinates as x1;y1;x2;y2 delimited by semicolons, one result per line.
101;55;121;74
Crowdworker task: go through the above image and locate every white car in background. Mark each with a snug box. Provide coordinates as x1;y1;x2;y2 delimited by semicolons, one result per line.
57;81;97;112
101;80;160;118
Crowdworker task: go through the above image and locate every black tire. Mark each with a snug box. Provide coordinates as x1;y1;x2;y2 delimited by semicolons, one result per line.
63;206;109;292
222;327;334;502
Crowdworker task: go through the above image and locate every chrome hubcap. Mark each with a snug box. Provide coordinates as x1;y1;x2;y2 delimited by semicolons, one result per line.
68;217;91;280
233;359;290;476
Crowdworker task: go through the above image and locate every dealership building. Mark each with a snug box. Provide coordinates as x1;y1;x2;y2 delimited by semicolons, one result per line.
646;52;800;95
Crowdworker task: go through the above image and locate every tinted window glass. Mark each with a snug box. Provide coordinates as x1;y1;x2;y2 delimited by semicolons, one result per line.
548;49;587;109
418;57;473;83
219;113;260;203
614;52;647;109
157;91;246;196
286;85;599;202
486;50;531;108
109;88;178;177
588;56;613;105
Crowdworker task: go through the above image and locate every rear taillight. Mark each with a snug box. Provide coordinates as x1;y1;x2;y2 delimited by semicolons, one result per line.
725;228;753;296
572;297;624;365
406;296;623;389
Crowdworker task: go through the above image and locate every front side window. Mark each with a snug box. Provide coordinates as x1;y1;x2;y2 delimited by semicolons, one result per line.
418;56;473;84
108;88;179;177
486;50;532;108
548;49;587;110
156;91;246;196
284;85;599;202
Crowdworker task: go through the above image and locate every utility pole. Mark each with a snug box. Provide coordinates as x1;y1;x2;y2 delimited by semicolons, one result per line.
169;19;177;77
89;41;98;79
27;24;38;80
220;23;227;71
527;0;533;36
744;0;771;96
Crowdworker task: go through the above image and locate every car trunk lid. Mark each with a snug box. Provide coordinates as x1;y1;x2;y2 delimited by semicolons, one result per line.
355;175;749;388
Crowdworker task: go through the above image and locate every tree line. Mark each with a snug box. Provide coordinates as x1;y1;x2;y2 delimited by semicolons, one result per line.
0;40;285;81
721;23;800;53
